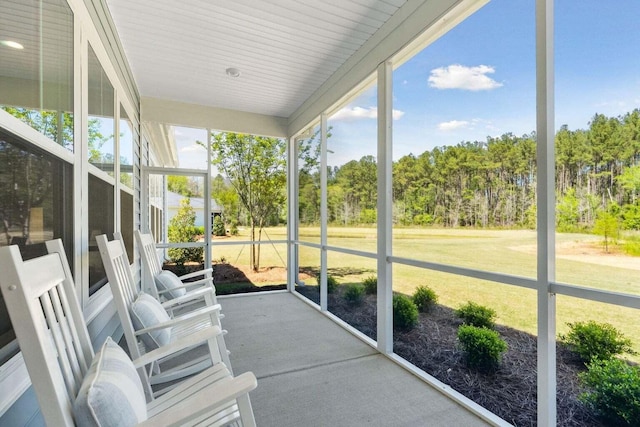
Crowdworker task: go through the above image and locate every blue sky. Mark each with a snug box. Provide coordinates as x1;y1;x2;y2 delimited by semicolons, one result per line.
327;0;640;166
176;0;640;169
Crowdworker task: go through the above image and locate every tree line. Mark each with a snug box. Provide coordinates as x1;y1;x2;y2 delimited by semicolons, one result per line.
173;107;640;270
299;109;640;231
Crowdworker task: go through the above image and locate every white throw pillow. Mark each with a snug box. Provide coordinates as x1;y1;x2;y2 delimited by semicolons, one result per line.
154;270;186;299
74;337;147;426
130;292;171;350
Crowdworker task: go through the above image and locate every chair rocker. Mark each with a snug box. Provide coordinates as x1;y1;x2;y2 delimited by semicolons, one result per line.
0;240;256;427
96;234;233;397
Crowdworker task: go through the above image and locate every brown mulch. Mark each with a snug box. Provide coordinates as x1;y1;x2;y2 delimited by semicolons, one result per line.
296;286;605;427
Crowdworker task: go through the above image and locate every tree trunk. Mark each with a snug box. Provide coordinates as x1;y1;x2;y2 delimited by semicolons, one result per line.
250;217;257;271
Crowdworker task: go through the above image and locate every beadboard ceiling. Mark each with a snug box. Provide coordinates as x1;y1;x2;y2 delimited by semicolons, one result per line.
104;0;407;119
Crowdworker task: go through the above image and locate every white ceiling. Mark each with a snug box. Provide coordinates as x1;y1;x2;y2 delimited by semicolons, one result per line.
104;0;407;119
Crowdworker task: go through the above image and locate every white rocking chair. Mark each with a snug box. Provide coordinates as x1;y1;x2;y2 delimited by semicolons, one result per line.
96;234;233;397
0;240;256;427
135;229;219;307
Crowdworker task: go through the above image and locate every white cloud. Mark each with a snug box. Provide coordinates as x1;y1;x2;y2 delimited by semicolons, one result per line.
392;110;405;120
438;120;471;131
428;64;503;91
331;106;405;121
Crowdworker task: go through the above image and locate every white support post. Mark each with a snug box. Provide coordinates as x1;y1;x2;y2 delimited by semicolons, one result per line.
287;136;298;292
204;134;211;268
204;128;214;267
377;61;393;354
114;95;121;236
320;113;328;311
536;0;556;425
76;27;89;307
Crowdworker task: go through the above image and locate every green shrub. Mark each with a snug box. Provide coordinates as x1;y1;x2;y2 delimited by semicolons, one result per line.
622;234;640;256
316;274;338;293
562;321;635;362
229;222;239;236
213;216;226;236
455;301;497;329
167;199;204;266
457;325;507;370
412;286;438;312
327;275;338;293
362;275;377;294
344;284;364;305
579;358;640;425
393;294;418;330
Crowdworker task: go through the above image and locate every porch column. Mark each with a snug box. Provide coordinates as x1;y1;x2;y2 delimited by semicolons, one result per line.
320;113;328;311
377;61;393;353
536;0;556;424
287;135;298;292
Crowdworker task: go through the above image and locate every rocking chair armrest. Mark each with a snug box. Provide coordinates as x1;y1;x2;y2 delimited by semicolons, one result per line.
134;305;222;335
160;287;216;309
178;268;213;281
139;372;258;427
132;327;221;369
156;277;214;295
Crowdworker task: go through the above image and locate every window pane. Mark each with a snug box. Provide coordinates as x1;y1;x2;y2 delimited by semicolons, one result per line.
327;83;378;252
297;125;321;244
555;1;640;295
0;0;74;150
88;44;114;175
119;106;134;187
120;189;134;261
296;244;320;305
392;264;537;424
209;132;287;269
88;174;114;295
208;242;287;294
392;0;536;278
327;251;376;340
173;126;208;169
0;127;73;364
556;296;639;424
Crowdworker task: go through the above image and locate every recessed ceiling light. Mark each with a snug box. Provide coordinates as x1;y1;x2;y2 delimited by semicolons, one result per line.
1;40;24;50
225;67;241;78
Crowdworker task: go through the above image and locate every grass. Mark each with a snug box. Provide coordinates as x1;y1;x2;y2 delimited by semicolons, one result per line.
212;226;640;360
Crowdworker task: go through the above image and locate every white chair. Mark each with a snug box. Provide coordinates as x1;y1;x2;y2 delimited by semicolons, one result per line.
96;234;233;397
0;240;257;427
135;229;219;306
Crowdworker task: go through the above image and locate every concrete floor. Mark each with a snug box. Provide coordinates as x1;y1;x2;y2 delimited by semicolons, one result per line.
219;292;493;427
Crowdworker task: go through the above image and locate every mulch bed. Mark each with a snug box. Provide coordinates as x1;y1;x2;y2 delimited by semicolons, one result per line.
296;285;605;427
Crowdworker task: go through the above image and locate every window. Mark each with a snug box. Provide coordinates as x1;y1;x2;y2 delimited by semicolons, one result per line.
120;106;134;187
0;126;73;364
0;0;74;150
88;174;114;295
88;44;115;175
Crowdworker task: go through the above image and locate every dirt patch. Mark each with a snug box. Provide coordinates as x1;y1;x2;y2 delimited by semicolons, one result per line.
511;240;640;271
296;286;605;427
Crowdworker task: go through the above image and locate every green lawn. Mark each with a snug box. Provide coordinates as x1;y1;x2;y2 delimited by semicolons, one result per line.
213;226;640;359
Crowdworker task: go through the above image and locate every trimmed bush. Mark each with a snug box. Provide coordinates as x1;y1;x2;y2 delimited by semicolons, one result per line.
457;325;507;370
562;321;635;362
213;216;226;236
344;284;364;305
362;275;377;294
167;199;204;266
393;294;418;331
455;301;497;329
316;274;338;294
412;286;438;312
579;358;640;425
